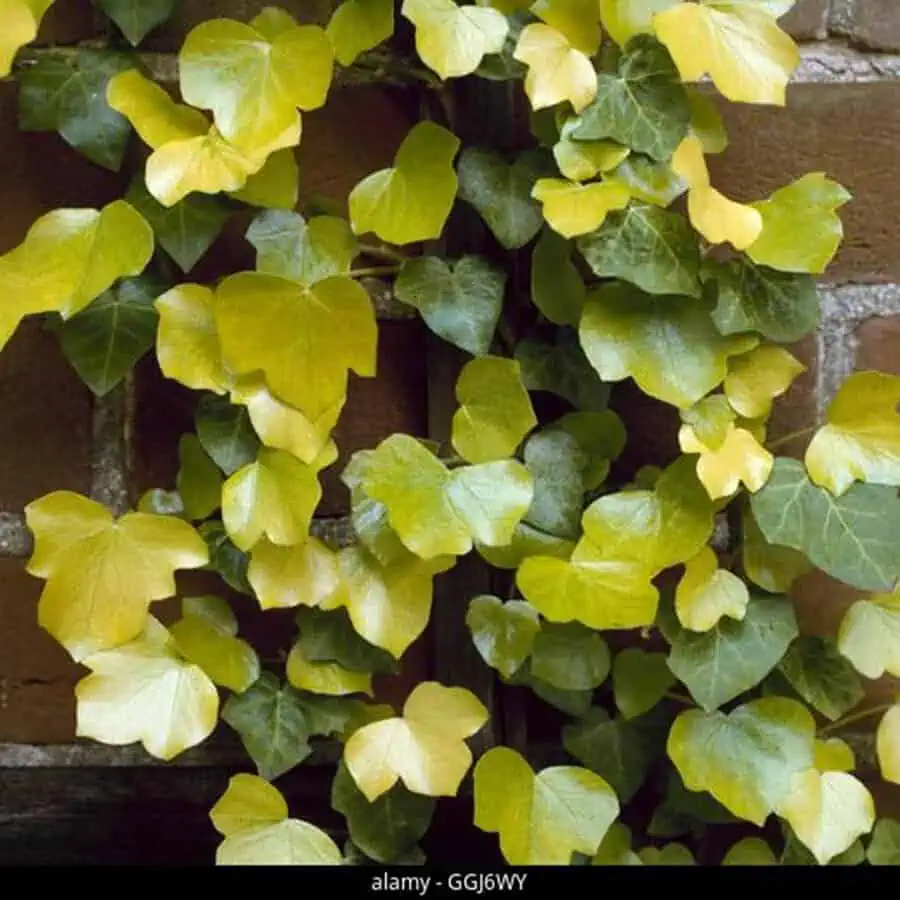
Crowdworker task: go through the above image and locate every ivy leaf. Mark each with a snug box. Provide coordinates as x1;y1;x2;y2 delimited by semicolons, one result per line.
221;446;333;552
457;147;547;251
332;762;435;864
580;282;756;409
747;173;851;274
667;697;815;825
722;838;777;866
402;0;508;79
548;410;626;490
742;504;812;594
18;48;135;171
607;154;686;207
666;593;798;711
334;546;454;659
349;121;459;245
394;256;505;357
751;457;900;592
465;595;540;680
515;330;611;412
344;681;488;801
25;491;208;661
231;147;299;211
532;178;631;240
246;210;358;286
639;844;695;865
221;673;314;779
76;617;218;760
522;430;586;539
92;0;176;45
653;0;799;106
806;371;900;498
552;129;629;184
215;271;376;417
724;344;806;419
572;35;690;161
837;588;900;679
0;200;154;350
680;395;735;452
126;178;231;273
777;636;864;722
248;536;340;611
600;0;679;48
327;0;395;66
179;12;333;154
530;621;610;691
195;394;261;477
474;747;619;865
531;0;604;54
675;546;749;632
53;274;159;397
295;607;397;675
687;87;728;154
0;0;54;77
531;229;586;327
648;768;738;837
360;434;533;559
562;708;659;802
476;523;576;570
591;823;642;866
513;23;597;113
211;774;342;865
200;520;252;594
612;648;674;720
866;819;900;865
286;642;373;697
576;203;701;298
176;434;222;521
705;258;821;344
679;423;774;500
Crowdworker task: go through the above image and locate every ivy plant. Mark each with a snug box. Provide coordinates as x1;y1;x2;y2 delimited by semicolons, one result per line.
5;0;900;868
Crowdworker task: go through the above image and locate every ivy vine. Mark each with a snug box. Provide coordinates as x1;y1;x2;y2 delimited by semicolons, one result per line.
5;0;900;868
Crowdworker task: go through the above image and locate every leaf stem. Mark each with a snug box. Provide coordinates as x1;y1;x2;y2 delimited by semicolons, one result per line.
819;702;894;736
358;243;408;265
665;691;695;707
349;265;402;279
767;425;817;451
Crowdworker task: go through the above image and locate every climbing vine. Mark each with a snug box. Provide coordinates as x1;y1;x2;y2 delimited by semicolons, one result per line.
6;0;900;867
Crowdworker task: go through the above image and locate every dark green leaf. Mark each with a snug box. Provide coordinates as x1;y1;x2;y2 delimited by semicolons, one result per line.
547;410;627;491
295;607;398;675
176;433;221;521
199;520;252;594
531;229;585;327
608;154;687;207
92;0;176;45
18;49;135;171
523;430;586;540
53;274;160;396
528;674;594;717
394;255;505;356
867;819;900;865
530;621;610;691
332;762;435;864
648;771;738;838
195;393;261;476
465;595;540;680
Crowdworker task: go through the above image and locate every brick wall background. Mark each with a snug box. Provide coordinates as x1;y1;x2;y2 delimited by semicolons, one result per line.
1;0;899;863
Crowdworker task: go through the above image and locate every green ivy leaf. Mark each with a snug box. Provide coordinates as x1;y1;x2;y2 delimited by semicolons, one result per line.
331;761;435;864
199;520;252;594
195;394;261;477
92;0;176;45
600;0;679;48
666;594;798;712
326;0;395;66
591;823;642;866
742;504;811;594
667;697;816;826
522;430;586;539
394;255;505;356
530;621;610;691
607;153;686;206
580;282;757;409
344;456;409;568
515;329;610;411
751;457;900;592
526;673;594;717
867;819;900;865
176;434;222;521
705;259;821;343
531;229;586;327
648;769;738;837
777;636;864;722
612;648;674;719
576;203;701;298
52;274;160;396
571;35;690;161
475;522;576;570
547;410;626;490
246;210;358;286
18;48;135;171
295;607;397;676
457;147;548;250
722;838;777;866
465;595;540;680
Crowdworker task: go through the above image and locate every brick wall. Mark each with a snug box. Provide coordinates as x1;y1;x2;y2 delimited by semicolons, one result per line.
1;0;900;861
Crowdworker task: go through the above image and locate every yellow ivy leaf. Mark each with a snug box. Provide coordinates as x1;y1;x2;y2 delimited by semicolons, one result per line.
25;492;208;661
877;706;900;785
473;746;619;864
553;128;630;183
805;371;900;497
724;344;806;419
344;681;489;801
680;395;736;451
777;769;875;865
1;0;55;77
815;738;856;774
676;546;750;632
248;536;341;611
513;23;598;114
286;642;373;696
179;13;333;154
231;148;300;211
687;87;728;154
75;616;219;761
177;435;222;521
532;178;631;239
349;121;460;245
679;423;774;500
451;356;537;464
837;588;900;679
221;446;335;552
653;0;799;105
327;0;395;67
600;0;678;47
402;0;508;79
671;135;762;250
211;774;342;865
532;0;604;55
332;545;455;658
215;271;376;418
0;200;153;349
721;838;776;866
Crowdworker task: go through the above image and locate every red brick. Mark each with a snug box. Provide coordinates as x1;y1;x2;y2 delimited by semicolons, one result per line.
35;0;99;45
709;83;900;284
855;315;900;374
845;0;900;52
766;335;819;460
780;0;829;40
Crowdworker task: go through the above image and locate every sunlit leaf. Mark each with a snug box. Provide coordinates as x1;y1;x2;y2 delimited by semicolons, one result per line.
600;0;678;47
0;0;55;78
327;0;394;66
532;178;631;239
231;147;299;210
606;154;687;207
724;344;806;419
612;648;674;719
466;595;540;680
675;546;749;632
176;434;222;521
686;86;727;153
286;641;373;696
837;587;900;679
476;523;576;570
248;536;341;611
553;127;629;184
722;837;777;865
591;823;642;865
679;422;773;500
